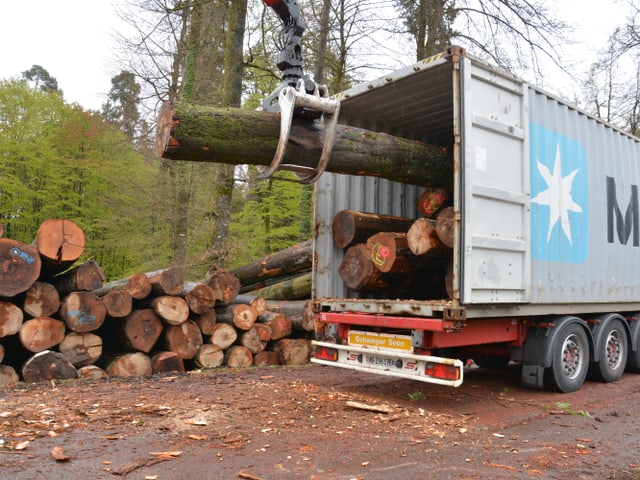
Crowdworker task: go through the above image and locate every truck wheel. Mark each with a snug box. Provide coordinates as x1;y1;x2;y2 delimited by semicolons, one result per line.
544;322;590;393
627;320;640;373
591;319;628;382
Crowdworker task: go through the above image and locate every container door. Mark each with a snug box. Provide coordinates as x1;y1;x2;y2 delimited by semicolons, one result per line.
458;57;530;304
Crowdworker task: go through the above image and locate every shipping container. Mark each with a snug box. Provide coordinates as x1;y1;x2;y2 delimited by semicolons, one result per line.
310;46;640;392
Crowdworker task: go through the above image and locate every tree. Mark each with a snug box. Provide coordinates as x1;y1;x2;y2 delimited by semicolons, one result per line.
22;65;60;92
101;71;142;138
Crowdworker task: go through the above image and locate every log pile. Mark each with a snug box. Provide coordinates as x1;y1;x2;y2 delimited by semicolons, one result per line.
0;220;314;385
335;187;455;299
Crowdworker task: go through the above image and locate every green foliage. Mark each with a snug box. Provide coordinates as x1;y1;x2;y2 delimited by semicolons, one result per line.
21;65;60;92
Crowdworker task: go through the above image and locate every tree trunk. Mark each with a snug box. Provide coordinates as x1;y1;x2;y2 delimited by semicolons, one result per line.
215;304;257;330
36;219;84;273
193;309;216;336
193;344;224;369
151;351;185;374
207;271;240;305
183;282;217;314
59;292;107;333
148;267;184;296
0;238;41;297
0;301;23;337
51;260;105;293
151;295;190;326
156;103;453;188
273;338;310;365
257;311;292;341
407;218;451;257
104;352;153;377
253;350;280;367
367;232;417;274
19;317;66;352
164;320;203;360
234;295;267;315
209;322;238;350
22;350;78;383
224;345;253;368
332;211;414;249
231;239;313;286
92;272;151;300
435;206;455;248
101;289;133;318
22;281;60;318
238;326;268;354
339;244;402;291
417;187;449;217
265;300;315;332
247;272;312;300
119;309;163;353
0;364;19;385
58;332;103;367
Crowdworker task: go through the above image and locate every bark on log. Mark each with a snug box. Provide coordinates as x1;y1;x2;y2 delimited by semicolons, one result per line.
105;352;153;377
0;364;19;385
151;295;190;326
119;309;163;353
216;304;258;331
19;317;66;352
36;219;84;273
208;271;240;305
253;351;280;367
231;240;313;287
238;326;268;354
247;272;311;300
339;244;406;292
22;350;79;383
0;238;41;297
435;206;455;248
332;211;414;249
148;267;184;296
407;218;451;257
265;300;315;332
417;187;449;217
92;273;151;300
22;281;60;318
164;319;203;360
209;323;238;350
0;301;23;337
183;282;217;314
151;351;185;374
194;309;216;336
224;345;253;368
274;338;310;365
59;292;107;333
78;365;108;380
156;102;453;187
58;332;103;367
0;342;4;363
257;311;292;341
51;260;105;293
367;232;417;274
101;289;133;318
193;344;224;369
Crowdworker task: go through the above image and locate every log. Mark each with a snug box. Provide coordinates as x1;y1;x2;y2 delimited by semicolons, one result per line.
407;218;451;257
332;211;414;249
253;323;273;343
366;232;417;274
125;273;153;299
207;271;240;305
257;311;292;341
247;272;311;300
224;345;253;368
19;317;66;352
101;289;133;318
0;238;41;297
36;219;84;273
193;344;224;369
151;351;185;374
417;187;449;217
58;332;103;367
238;326;268;354
0;301;23;337
22;281;60;318
51;259;105;293
234;295;267;315
119;309;163;353
22;350;79;382
209;323;238;350
0;364;19;385
216;304;257;331
105;352;152;377
339;244;398;291
253;351;280;367
231;240;313;287
194;309;216;336
265;300;315;332
183;282;217;314
148;267;184;296
435;206;455;248
156;102;453;187
0;342;4;363
445;259;454;299
59;292;107;333
273;338;310;365
151;295;190;326
78;364;109;380
164;319;203;360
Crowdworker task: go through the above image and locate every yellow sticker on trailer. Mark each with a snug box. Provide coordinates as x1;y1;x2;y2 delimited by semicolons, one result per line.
348;331;413;351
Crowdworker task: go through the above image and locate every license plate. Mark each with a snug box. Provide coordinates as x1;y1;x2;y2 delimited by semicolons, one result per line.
365;355;402;369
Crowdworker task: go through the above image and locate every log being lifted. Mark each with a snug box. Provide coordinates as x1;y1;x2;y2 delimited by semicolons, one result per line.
155;102;453;188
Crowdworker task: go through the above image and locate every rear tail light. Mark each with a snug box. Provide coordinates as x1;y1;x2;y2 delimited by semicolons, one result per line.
314;346;338;361
425;362;460;381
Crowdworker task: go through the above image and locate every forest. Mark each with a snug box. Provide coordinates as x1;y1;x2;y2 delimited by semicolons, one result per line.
2;0;640;281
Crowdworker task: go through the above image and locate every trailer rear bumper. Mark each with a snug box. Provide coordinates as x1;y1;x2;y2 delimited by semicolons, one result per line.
311;340;464;387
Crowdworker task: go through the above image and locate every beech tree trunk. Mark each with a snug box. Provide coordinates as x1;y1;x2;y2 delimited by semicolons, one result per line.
22;350;79;383
151;295;190;326
164;320;203;360
119;309;163;353
216;304;258;330
23;281;60;318
247;272;312;300
234;295;267;315
0;301;23;337
58;332;103;367
238;326;268;354
59;292;107;333
209;323;238;350
156;102;453;187
19;317;66;352
183;283;217;314
332;211;414;249
208;271;240;305
78;365;108;380
104;352;153;377
0;239;41;297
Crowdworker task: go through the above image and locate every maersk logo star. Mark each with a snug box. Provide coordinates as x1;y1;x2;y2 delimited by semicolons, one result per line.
530;123;588;263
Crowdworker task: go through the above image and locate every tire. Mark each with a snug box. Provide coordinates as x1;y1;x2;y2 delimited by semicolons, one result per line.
591;319;628;382
627;321;640;373
544;322;590;393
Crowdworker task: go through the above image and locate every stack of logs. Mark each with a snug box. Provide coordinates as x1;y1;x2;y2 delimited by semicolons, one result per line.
334;187;455;300
0;219;314;385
